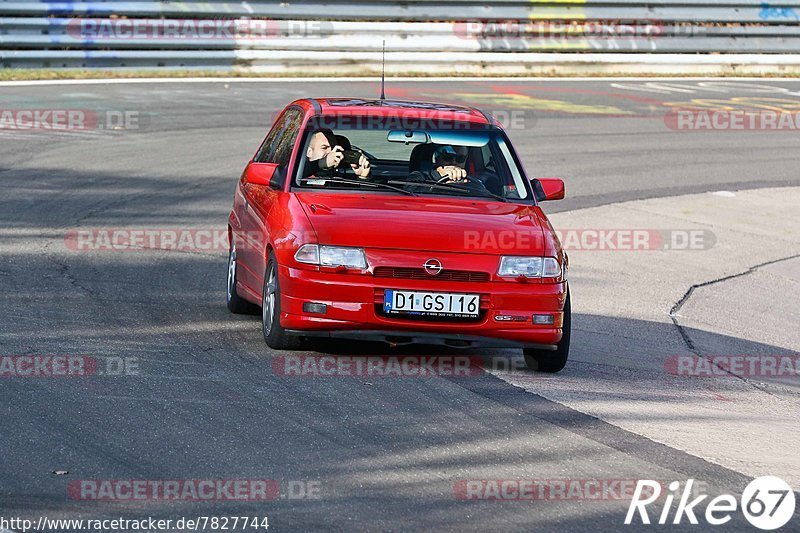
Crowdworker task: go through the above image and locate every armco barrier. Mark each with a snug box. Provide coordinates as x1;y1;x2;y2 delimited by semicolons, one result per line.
0;1;799;72
1;1;800;23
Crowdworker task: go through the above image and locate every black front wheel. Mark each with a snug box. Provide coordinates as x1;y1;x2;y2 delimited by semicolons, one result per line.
262;252;301;350
523;289;571;373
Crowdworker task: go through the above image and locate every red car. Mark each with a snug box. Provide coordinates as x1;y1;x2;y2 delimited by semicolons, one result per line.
227;98;570;372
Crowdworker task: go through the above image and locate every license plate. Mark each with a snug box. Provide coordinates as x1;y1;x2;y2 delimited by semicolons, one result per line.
383;290;480;317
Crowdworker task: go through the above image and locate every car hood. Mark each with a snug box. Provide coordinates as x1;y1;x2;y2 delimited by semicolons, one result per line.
295;192;545;254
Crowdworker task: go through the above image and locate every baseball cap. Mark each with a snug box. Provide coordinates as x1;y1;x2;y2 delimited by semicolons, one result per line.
434;145;467;164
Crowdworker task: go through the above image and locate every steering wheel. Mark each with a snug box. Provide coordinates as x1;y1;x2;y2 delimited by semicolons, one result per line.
436;174;484;186
440;170;506;198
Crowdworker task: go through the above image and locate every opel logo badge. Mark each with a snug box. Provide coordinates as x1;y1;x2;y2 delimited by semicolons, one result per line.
423;259;443;276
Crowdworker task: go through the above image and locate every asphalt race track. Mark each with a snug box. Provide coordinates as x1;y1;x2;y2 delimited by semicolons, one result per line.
1;79;799;531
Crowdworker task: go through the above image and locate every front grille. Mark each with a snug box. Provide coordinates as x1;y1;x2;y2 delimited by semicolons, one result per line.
373;266;490;283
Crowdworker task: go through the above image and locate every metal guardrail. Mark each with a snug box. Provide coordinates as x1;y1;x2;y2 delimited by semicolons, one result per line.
0;1;799;70
1;1;800;22
3;19;800;54
5;50;800;73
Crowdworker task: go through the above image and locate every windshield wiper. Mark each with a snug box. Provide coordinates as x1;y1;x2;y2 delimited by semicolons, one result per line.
388;180;507;203
299;177;417;196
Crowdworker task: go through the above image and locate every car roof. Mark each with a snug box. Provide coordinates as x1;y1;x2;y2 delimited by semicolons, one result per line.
292;98;496;126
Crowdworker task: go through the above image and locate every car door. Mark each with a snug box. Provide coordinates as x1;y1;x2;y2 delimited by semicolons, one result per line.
237;107;304;293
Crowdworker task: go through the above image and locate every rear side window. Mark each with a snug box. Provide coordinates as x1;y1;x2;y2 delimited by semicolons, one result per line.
256;108;304;165
271;109;304;167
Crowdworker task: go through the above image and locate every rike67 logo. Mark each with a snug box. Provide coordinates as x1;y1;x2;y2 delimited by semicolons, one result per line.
626;477;795;530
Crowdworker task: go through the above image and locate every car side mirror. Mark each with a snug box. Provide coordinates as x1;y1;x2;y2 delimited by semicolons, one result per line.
244;162;282;189
531;177;565;202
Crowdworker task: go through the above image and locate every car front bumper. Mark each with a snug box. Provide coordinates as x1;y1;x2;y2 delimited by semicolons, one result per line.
279;264;567;349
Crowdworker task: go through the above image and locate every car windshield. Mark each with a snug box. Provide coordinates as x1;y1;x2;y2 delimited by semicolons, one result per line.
293;119;531;202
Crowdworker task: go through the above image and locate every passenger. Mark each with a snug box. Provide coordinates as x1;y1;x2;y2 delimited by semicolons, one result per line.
303;129;371;179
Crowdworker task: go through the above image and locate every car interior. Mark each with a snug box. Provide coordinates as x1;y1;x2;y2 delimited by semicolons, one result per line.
295;128;521;200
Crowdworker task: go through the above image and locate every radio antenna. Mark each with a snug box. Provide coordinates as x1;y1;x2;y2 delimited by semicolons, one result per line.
380;40;386;101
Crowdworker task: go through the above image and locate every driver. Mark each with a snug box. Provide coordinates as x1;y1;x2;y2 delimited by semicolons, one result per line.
407;145;469;184
303;129;371;179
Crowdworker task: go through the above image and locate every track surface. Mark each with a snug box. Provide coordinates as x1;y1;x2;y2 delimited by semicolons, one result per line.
1;79;799;531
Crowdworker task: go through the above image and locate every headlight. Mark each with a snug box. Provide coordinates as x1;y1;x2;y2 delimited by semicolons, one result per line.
320;246;368;269
498;256;561;278
295;244;367;269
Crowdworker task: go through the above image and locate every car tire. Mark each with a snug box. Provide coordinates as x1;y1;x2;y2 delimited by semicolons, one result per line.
262;252;301;350
226;244;259;314
523;289;571;373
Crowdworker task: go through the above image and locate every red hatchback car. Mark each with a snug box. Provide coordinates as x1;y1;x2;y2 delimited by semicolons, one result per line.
227;98;570;372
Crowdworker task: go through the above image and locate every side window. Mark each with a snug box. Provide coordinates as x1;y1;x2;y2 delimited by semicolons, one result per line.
255;108;303;164
271;109;304;167
255;110;288;163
